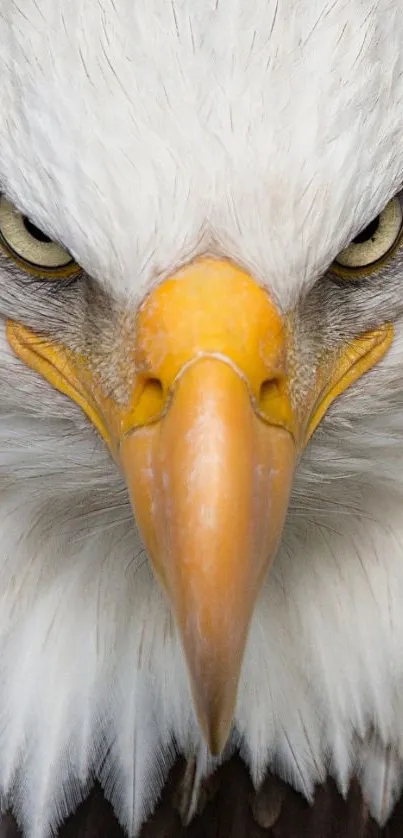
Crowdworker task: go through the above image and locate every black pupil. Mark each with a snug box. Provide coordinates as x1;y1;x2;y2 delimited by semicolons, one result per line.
353;216;380;244
22;217;52;244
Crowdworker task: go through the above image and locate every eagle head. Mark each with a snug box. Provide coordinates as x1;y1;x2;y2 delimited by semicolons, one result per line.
0;1;403;835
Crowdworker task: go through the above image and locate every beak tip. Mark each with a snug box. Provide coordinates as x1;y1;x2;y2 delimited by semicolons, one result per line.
202;717;231;758
196;696;234;757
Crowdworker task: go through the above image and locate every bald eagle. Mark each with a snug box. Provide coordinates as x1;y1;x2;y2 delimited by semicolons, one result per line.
0;1;403;836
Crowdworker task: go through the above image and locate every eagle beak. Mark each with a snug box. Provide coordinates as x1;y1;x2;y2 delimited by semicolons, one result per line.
121;363;294;754
118;260;296;753
6;258;393;755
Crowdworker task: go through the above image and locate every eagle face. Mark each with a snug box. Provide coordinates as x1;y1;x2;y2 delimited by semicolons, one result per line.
1;1;403;835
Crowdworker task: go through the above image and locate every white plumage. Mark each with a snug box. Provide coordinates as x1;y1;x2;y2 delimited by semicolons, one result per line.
0;1;403;836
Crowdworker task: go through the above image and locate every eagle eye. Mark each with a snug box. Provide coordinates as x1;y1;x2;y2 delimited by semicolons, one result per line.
333;196;403;274
22;217;52;244
0;195;78;277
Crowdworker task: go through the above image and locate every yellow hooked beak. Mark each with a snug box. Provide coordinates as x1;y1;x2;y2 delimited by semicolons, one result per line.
6;258;393;754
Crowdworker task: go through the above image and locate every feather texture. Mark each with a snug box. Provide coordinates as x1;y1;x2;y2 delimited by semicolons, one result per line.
2;759;403;838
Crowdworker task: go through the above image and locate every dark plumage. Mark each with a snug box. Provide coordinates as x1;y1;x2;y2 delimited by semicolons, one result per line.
1;761;402;838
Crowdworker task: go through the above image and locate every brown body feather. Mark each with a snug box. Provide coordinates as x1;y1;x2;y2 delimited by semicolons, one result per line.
1;757;402;838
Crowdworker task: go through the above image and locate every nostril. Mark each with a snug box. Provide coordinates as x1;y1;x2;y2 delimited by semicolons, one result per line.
144;377;164;400
134;376;165;425
258;378;281;412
